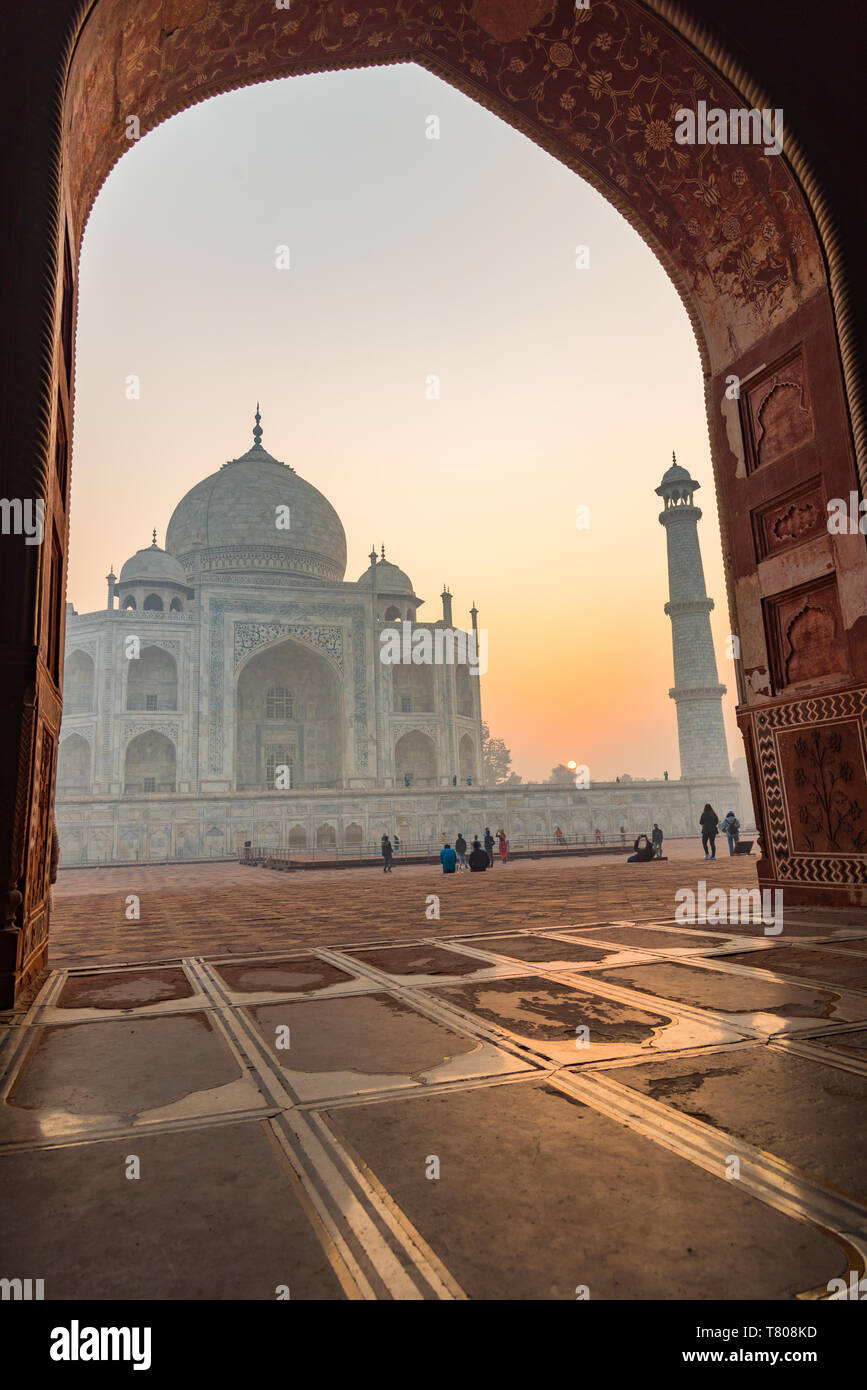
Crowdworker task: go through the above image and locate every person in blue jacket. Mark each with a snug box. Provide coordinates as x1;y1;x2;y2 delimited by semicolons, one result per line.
440;842;457;874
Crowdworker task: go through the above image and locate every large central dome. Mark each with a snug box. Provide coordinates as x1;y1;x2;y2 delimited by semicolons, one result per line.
166;409;347;582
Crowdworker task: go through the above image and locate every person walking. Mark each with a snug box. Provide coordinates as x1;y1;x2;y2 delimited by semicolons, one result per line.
720;810;740;855
594;828;602;844
468;838;489;872
440;841;457;874
483;827;495;866
699;804;720;860
497;829;509;864
381;834;394;873
455;832;468;871
651;823;664;857
554;826;565;847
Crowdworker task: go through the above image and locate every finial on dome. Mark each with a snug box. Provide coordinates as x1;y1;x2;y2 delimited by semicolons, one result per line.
253;403;263;448
381;543;386;561
369;545;377;567
672;450;677;465
151;528;158;547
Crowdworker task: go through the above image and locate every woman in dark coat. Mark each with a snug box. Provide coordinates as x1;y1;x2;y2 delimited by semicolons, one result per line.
699;804;719;860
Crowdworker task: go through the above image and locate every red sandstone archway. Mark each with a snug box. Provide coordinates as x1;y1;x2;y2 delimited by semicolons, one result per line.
1;0;865;1003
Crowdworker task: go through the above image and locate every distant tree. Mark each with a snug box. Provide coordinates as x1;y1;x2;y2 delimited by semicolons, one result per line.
619;773;634;782
503;771;523;786
547;764;575;785
482;722;517;785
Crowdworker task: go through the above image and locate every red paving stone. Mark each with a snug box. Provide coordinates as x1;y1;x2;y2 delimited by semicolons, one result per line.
50;848;761;969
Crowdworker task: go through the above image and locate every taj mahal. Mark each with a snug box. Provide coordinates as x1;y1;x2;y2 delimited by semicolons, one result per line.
56;412;742;863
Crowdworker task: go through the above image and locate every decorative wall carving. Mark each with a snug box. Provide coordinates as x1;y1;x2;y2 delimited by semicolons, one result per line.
753;478;827;559
66;0;825;374
743;352;814;471
120;722;179;746
180;545;342;582
233;622;343;673
754;689;867;885
765;578;849;692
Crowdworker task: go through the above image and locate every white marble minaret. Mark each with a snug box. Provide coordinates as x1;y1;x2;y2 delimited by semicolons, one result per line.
657;455;731;781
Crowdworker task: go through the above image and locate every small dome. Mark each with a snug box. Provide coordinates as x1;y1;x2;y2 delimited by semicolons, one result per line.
357;556;415;594
119;538;187;586
655;452;699;498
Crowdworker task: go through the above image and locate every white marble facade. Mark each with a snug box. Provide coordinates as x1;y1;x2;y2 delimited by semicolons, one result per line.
57;413;489;860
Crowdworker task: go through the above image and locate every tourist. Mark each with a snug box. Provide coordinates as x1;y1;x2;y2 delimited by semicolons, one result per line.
627;833;655;863
497;829;509;863
393;833;400;855
699;804;720;860
440;841;457;874
554;825;565;846
594;827;602;844
484;827;495;866
440;830;446;848
381;834;393;873
720;810;740;855
455;832;468;871
468;838;489;872
651;823;664;857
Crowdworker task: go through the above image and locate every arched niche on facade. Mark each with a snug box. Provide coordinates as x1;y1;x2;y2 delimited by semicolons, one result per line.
455;665;475;718
126;645;178;712
123;731;176;794
459;734;476;783
392;663;435;714
57;732;91;794
142;593;164;611
235;638;343;792
395;730;437;788
64;650;95;714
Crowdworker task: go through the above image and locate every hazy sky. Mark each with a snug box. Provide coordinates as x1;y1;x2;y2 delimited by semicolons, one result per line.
70;62;741;783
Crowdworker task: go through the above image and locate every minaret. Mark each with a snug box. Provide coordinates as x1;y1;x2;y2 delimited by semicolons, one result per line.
106;565;116;611
656;454;730;780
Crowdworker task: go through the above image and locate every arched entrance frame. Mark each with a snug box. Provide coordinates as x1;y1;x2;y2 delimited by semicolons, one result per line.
1;0;866;1003
233;633;345;793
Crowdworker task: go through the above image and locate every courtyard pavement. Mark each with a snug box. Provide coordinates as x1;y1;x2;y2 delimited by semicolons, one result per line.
3;848;867;1299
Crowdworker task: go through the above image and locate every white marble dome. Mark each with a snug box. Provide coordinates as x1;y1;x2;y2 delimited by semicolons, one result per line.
166;413;347;582
119;538;187;586
356;556;415;593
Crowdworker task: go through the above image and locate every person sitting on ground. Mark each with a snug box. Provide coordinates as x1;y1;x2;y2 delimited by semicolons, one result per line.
651;823;664;857
468;838;489;872
627;833;656;863
440;841;457;874
455;832;468;871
